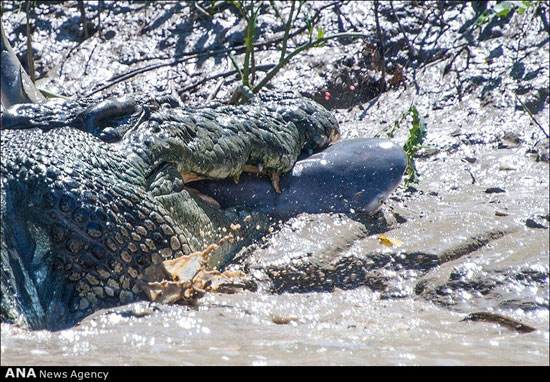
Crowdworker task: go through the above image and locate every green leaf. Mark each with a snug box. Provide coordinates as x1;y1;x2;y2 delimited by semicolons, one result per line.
474;0;535;25
402;105;427;185
475;9;492;25
496;8;511;17
317;27;324;40
303;11;313;42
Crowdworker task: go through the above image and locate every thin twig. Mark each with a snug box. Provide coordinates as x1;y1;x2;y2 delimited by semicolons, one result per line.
269;0;284;23
77;0;89;39
207;77;225;102
97;0;102;39
390;1;417;58
228;53;243;81
83;61;173;97
536;2;549;33
194;2;213;18
252;32;368;93
137;2;340;63
179;63;275;95
249;2;258;85
280;0;296;63
124;1;340;64
25;0;35;83
334;3;359;32
84;47;245;97
373;0;387;92
84;1;348;98
293;0;304;25
241;2;252;88
465;167;476;184
83;40;99;76
515;94;549;138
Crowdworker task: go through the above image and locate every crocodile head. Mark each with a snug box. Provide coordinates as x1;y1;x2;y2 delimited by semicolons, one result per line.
0;92;340;330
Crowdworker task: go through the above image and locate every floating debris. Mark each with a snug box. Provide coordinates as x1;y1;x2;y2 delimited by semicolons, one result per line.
485;187;506;194
462;312;537;334
378;234;403;247
270;313;299;325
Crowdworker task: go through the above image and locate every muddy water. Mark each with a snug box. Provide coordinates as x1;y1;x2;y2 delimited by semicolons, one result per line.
2;123;548;365
1;1;549;366
1;287;548;366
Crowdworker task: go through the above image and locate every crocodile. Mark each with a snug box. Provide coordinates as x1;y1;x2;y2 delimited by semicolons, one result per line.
0;90;347;330
0;22;406;331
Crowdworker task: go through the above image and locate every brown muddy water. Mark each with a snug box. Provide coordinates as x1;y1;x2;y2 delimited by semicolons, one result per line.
1;1;549;366
1;134;548;365
1;286;548;366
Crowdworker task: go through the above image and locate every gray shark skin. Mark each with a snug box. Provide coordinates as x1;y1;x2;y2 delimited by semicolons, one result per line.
191;138;407;219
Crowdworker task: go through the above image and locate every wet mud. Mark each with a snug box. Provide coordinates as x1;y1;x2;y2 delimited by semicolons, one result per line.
1;1;548;365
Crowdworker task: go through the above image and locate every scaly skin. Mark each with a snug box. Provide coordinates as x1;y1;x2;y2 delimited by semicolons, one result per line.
0;91;339;330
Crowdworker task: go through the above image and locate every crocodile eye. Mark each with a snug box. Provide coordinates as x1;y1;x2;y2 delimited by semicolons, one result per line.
378;195;385;205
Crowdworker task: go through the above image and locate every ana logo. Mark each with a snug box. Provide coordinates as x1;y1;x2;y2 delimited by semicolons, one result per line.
5;368;37;378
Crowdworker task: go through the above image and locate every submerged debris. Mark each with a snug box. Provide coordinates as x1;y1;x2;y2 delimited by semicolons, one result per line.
462;312;537;334
484;187;506;194
270;313;299;325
